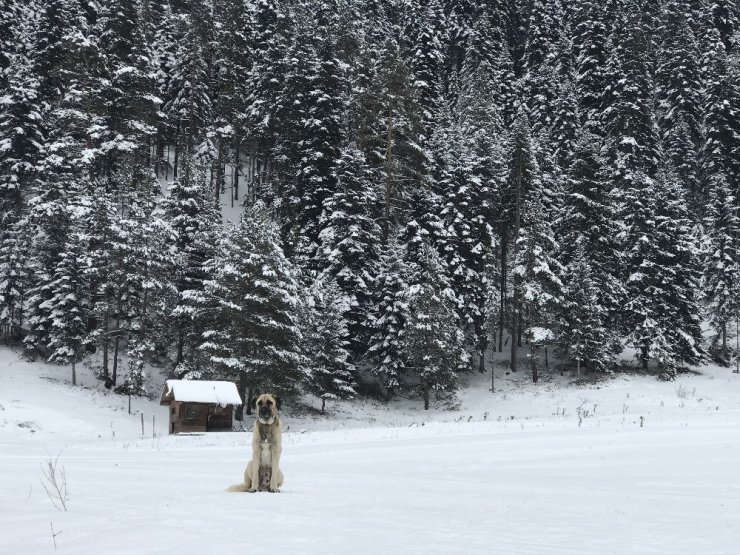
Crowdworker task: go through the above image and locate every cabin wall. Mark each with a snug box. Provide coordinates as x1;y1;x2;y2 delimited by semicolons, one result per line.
167;402;234;434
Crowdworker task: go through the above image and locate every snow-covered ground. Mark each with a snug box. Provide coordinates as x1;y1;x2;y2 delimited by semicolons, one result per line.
1;347;739;554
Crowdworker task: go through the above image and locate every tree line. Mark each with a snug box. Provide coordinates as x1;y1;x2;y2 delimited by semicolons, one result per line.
0;0;738;410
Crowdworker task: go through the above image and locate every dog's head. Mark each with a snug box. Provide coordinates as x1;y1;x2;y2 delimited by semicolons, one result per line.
253;393;281;425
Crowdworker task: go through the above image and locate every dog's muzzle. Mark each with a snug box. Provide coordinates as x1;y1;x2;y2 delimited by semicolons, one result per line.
259;408;272;419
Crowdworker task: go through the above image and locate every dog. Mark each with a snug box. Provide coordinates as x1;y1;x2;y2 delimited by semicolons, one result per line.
227;393;284;493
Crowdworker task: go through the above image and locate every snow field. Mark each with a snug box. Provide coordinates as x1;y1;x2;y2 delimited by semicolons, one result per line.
1;349;739;554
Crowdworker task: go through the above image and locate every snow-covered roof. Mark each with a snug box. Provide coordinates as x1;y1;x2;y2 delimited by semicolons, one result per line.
160;380;242;406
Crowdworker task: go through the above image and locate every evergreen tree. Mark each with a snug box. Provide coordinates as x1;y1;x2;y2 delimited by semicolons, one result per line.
572;0;609;134
704;172;740;359
201;202;305;396
404;242;468;410
317;144;382;356
623;169;705;378
603;0;660;177
366;237;412;398
0;216;34;341
561;241;613;375
47;213;90;385
302;277;356;413
513;187;564;383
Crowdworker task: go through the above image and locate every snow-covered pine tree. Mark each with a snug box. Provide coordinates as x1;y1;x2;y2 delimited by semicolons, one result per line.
460;4;516;126
122;177;176;393
84;188;117;381
359;37;425;240
301;277;356;413
410;0;446;139
164;154;221;374
561;241;612;376
201;201;305;397
47;205;90;386
404;242;468;410
623;168;705;379
704;172;740;361
572;0;608;135
0;48;44;229
603;0;660;178
366;237;412;399
212;0;251;204
507;109;542;372
163;9;213;175
0;0;16;83
317;144;382;357
245;0;292;200
559;129;624;353
98;0;159;166
523;0;563;135
657;1;703;216
286;2;345;264
513;186;564;383
700;28;740;214
0;216;34;341
457;52;507;366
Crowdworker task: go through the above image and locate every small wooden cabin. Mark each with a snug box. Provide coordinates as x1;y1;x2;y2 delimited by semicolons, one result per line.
160;380;242;434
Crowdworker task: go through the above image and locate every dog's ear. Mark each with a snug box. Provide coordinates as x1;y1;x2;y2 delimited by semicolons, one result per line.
274;396;281;411
251;397;259;409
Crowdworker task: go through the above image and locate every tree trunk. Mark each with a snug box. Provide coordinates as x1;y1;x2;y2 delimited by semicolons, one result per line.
510;144;523;372
246;385;254;416
641;346;649;371
321;398;326;414
112;313;121;385
498;235;507;352
232;143;240;207
102;310;109;378
384;102;394;242
423;387;429;410
72;360;76;386
530;343;538;383
236;371;247;421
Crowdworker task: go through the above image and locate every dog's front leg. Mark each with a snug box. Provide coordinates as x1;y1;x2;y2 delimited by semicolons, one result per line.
248;435;261;492
269;441;282;492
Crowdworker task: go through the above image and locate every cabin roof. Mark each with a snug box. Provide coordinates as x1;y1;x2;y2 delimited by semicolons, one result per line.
159;380;242;406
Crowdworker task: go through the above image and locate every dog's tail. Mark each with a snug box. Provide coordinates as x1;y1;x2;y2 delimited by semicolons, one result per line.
226;483;248;493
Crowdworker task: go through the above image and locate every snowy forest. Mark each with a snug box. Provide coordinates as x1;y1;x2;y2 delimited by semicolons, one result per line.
0;0;739;410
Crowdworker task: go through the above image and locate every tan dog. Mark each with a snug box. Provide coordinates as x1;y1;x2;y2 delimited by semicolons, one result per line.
227;393;284;493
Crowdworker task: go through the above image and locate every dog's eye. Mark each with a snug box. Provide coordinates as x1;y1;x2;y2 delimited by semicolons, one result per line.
266;400;273;406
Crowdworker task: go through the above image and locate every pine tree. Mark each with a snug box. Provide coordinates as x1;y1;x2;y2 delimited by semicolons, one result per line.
366;237;412;398
603;0;660;177
0;216;34;341
164;155;220;373
572;0;609;134
704;172;740;360
513;187;564;383
47;213;90;385
560;130;624;329
701;29;740;212
404;242;468;410
561;242;613;375
301;277;356;413
201;201;305;396
0;49;44;228
99;0;159;164
317;144;382;356
657;1;703;215
623;169;705;378
286;4;345;262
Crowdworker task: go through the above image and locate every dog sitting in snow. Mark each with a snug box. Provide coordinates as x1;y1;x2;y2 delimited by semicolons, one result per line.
228;393;284;493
